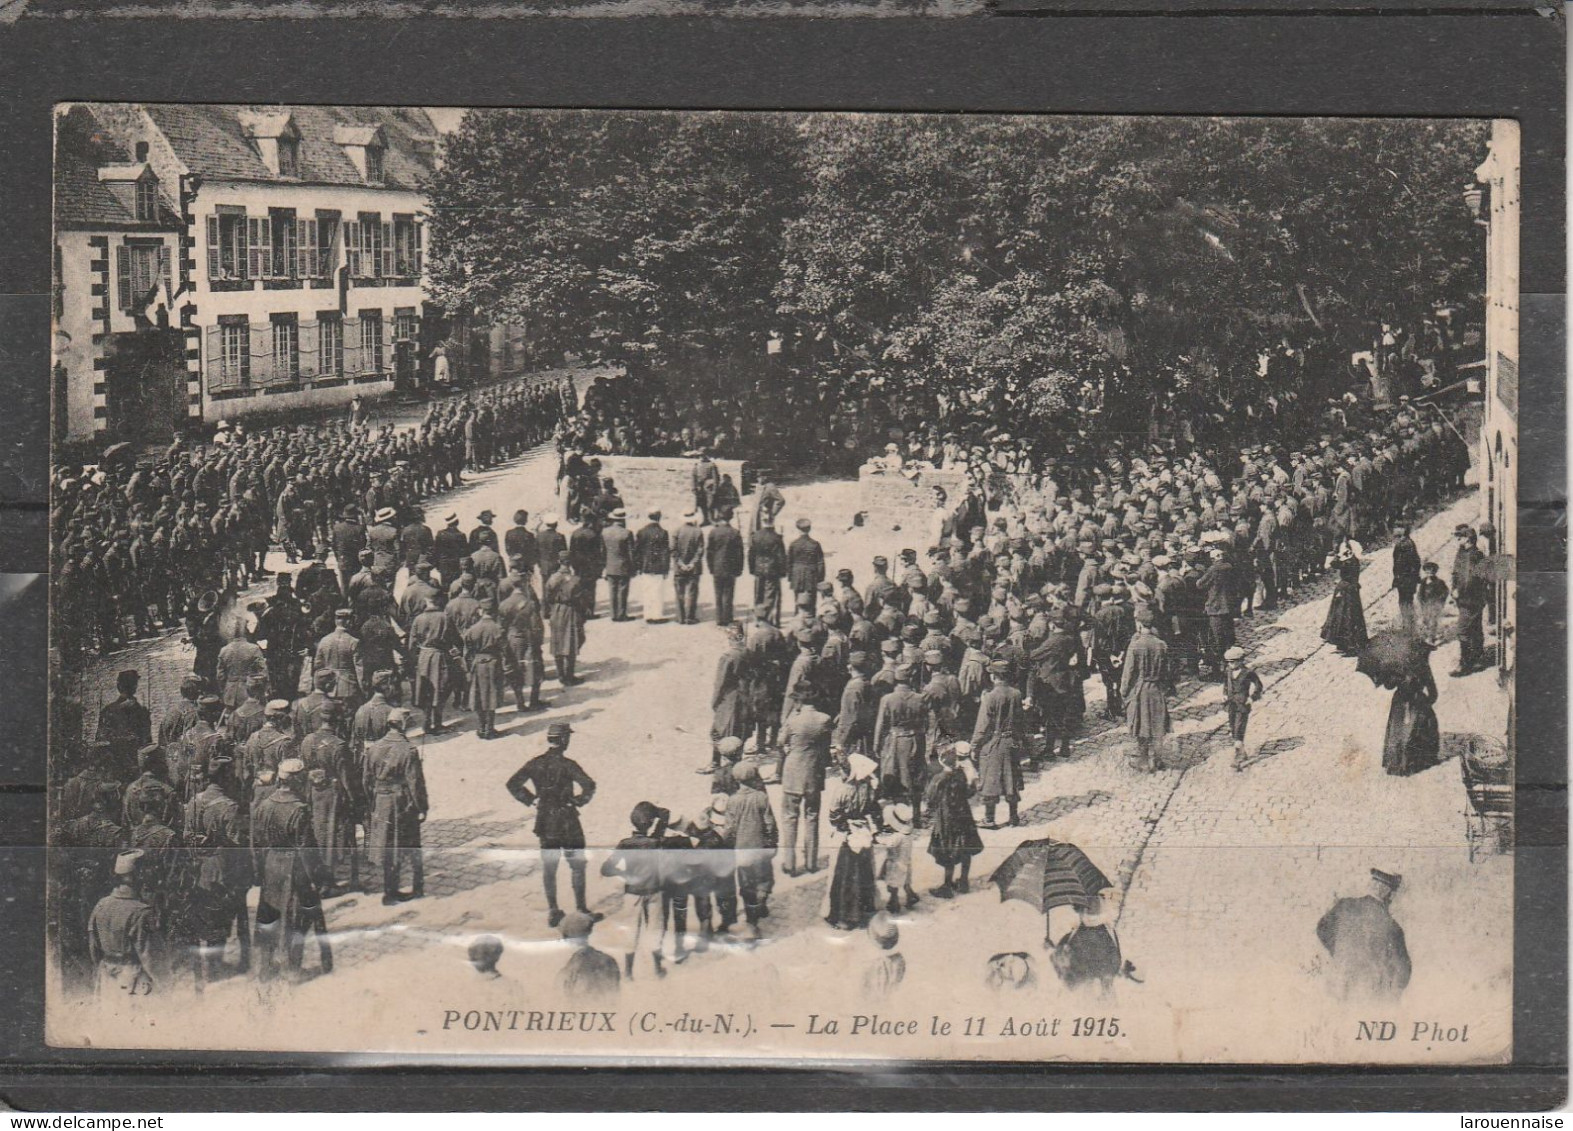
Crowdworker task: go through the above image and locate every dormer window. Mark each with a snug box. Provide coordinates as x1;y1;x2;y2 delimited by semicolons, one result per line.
333;123;388;185
238;109;301;178
98;163;160;225
135;174;158;222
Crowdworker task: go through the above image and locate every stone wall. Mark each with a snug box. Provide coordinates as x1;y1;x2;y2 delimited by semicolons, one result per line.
564;455;748;523
858;466;969;536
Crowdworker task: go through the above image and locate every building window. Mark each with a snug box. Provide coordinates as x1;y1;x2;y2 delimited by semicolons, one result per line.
271;313;299;381
134;176;158;223
360;311;384;373
278;137;299;178
269;209;298;279
358;214;384;279
206;211;249;282
394;308;419;344
313;212;340;278
318;314;344;377
217;317;250;385
365;145;384;185
393;216;422;278
117;242;170;311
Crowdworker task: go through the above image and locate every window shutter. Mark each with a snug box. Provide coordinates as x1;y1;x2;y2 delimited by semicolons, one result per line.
116;246;132;311
206;216;221;282
236;216;250;280
158;245;171;299
345;220;361;277
381;221;395;278
258;217;273;279
414;222;424;277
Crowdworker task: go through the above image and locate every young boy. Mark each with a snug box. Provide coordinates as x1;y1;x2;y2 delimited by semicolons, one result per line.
1224;646;1264;770
1416;562;1449;646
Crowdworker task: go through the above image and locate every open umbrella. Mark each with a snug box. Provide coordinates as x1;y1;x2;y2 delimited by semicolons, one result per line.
1355;628;1432;690
989;838;1112;914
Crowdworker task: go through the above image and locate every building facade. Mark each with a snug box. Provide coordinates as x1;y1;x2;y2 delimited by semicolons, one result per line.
75;103;438;433
1474;120;1518;680
53;106;186;445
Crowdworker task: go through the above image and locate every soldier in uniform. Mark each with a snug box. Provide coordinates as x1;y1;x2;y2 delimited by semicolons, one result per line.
183;755;252;985
544;551;583;686
216;624;268;712
507;721;599;929
463;597;507;739
786;518;826;616
292;669;339;741
169;695;228;803
251;758;331;981
300;699;357;894
241;701;299;798
157;673;205;749
86;850;160;996
747;521;786;627
314;609;364;712
873;664;930;827
499;577;549;715
363;708;427;904
55;779;127;992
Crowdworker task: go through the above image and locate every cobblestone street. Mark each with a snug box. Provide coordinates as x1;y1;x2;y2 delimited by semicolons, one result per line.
62;444;1512;1064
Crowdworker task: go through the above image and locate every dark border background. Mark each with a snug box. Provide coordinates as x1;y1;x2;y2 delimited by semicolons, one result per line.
0;10;1564;1112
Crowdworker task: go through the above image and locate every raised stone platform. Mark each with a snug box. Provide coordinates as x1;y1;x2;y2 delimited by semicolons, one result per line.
858;465;968;536
562;455;748;523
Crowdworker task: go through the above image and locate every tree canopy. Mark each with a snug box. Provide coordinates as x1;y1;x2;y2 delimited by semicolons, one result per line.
425;110;1486;448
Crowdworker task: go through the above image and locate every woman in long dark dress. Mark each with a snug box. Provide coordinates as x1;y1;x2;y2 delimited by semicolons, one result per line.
824;754;883;931
1320;540;1369;655
1382;648;1441;775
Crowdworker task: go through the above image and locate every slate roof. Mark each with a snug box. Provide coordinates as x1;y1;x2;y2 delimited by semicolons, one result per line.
139;104;437;191
54;105;181;231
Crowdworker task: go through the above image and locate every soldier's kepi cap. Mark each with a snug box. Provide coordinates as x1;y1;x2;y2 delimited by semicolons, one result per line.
795;517;812;531
547;721;573;740
114;849;145;876
1370;869;1403;892
266;699;291;715
180;672;204;690
385;707;412;728
198;694;223;709
1224;646;1246;662
277;758;306;778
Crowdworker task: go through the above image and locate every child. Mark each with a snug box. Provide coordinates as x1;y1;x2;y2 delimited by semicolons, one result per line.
1416;562;1449;646
1224;646;1264;770
874;802;917;914
599;801;667;979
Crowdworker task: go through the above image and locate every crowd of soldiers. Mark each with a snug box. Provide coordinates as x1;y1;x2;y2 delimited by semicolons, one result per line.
51;377;574;668
52;350;1475;996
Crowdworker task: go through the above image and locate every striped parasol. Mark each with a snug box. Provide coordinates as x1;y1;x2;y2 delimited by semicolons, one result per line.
988;838;1113;914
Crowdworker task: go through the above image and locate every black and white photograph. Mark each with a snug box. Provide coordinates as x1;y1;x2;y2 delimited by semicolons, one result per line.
46;104;1518;1064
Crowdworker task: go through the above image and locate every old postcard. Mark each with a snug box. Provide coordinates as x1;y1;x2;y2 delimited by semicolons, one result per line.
46;106;1517;1064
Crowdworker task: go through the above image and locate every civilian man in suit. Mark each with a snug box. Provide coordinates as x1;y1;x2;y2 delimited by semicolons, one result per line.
634;509;671;624
1391;523;1422;633
601;509;636;621
433;514;468;591
705;509;746;626
786;517;825;616
672;511;706;626
505;510;538;581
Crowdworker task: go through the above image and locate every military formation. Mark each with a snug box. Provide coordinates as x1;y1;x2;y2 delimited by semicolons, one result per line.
51;377;574;668
53;356;1477;999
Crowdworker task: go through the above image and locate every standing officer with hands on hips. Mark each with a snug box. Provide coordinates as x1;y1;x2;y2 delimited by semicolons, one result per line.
508;721;602;928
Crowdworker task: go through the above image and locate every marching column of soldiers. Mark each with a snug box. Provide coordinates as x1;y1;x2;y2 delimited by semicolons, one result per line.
51;376;574;668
